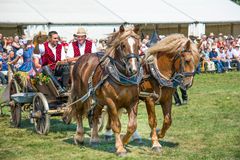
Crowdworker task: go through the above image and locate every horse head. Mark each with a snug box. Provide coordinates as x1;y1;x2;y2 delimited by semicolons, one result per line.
33;31;48;54
146;34;200;90
107;25;141;76
174;39;200;90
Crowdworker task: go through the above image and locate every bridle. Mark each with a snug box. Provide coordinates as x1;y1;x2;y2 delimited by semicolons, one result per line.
171;49;196;89
173;49;196;77
115;36;141;76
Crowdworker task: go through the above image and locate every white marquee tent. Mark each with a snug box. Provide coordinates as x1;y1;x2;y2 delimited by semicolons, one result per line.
1;0;240;39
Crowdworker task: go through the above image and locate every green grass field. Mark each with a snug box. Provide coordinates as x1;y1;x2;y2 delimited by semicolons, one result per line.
0;72;240;160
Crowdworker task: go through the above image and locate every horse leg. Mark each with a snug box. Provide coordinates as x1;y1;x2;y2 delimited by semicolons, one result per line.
90;105;103;146
145;97;162;152
104;107;126;142
104;107;141;143
158;94;172;139
106;99;126;156
110;114;126;156
74;112;84;145
104;113;113;141
122;102;138;145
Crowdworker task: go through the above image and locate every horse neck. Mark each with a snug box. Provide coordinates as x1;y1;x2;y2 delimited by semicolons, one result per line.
156;53;175;79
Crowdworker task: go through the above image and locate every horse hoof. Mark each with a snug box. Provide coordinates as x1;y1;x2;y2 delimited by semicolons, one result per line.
152;146;162;153
74;138;84;145
62;116;71;125
117;151;127;157
74;140;84;145
104;135;113;142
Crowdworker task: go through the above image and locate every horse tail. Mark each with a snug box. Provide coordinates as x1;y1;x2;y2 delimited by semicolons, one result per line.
62;84;76;124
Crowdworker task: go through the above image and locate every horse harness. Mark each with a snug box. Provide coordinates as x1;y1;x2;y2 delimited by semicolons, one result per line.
65;51;143;109
146;49;195;88
139;49;195;102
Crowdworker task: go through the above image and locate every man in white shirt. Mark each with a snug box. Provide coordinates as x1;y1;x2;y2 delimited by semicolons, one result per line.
232;44;240;71
227;45;240;71
66;27;96;62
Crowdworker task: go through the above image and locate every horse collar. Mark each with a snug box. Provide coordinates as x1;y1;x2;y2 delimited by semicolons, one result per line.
107;60;143;86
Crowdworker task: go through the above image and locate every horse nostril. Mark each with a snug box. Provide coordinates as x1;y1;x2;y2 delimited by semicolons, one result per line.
129;67;137;75
185;83;192;89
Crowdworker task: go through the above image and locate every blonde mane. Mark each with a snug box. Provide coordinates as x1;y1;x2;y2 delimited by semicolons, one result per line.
146;33;199;59
106;27;140;57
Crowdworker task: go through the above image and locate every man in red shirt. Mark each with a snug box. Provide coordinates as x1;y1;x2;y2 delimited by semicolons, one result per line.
40;31;66;93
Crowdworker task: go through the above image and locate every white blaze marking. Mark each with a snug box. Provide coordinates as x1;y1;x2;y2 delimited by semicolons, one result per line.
128;37;138;72
128;37;135;53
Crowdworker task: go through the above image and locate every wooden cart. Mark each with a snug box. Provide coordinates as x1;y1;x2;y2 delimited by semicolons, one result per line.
9;73;69;135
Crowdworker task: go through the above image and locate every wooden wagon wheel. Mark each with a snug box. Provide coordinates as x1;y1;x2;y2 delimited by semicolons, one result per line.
9;80;21;127
33;92;50;135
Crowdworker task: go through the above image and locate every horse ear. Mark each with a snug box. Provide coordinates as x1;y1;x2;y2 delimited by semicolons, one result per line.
197;40;203;50
184;39;191;51
38;31;41;36
119;25;125;33
133;25;140;34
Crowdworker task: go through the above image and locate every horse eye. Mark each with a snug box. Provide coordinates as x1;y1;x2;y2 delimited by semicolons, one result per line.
121;44;126;48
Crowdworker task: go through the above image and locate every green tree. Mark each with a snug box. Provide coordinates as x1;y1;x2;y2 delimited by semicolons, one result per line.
232;0;240;5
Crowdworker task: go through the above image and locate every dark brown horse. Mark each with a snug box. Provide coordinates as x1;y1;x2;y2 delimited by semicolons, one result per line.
33;31;48;53
67;25;142;156
140;33;200;151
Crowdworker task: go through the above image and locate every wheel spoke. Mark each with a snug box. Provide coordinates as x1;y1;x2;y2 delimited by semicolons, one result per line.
33;93;49;135
40;118;45;133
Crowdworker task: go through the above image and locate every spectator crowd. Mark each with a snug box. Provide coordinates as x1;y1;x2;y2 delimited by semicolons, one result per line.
0;30;240;86
140;32;240;73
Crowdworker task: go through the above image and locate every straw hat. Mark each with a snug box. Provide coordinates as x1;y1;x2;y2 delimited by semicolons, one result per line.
76;27;87;36
209;32;214;37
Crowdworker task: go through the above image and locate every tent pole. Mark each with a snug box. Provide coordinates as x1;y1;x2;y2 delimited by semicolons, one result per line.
178;24;181;33
230;23;233;36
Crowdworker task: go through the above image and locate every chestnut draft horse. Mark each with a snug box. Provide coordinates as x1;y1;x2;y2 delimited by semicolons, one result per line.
140;33;200;151
67;25;142;156
102;34;200;152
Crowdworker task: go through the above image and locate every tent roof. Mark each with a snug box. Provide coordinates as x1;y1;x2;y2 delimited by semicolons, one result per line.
164;0;240;23
0;0;240;24
97;0;194;24
0;0;124;24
